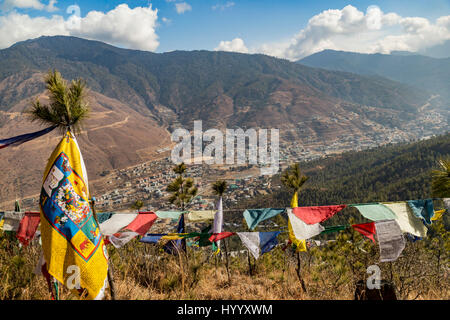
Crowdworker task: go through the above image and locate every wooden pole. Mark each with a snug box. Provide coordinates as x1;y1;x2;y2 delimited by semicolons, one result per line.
296;251;307;293
222;238;232;284
91;198;116;300
247;250;253;276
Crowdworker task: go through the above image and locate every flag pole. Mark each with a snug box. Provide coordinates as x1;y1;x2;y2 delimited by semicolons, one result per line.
91;197;116;300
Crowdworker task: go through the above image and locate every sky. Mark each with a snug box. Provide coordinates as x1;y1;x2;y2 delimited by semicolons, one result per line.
0;0;449;60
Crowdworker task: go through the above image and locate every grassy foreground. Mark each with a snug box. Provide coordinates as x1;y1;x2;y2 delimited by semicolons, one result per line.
0;219;448;300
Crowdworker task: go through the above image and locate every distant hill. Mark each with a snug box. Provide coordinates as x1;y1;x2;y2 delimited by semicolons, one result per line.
0;36;430;120
298;49;450;102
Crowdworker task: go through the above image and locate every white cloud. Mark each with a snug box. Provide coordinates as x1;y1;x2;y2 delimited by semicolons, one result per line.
0;4;159;51
0;0;58;12
212;2;235;11
215;38;248;53
257;5;450;60
46;0;57;12
175;2;191;14
161;17;171;24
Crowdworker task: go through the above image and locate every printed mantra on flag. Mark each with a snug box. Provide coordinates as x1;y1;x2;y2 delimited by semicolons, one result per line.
41;152;102;261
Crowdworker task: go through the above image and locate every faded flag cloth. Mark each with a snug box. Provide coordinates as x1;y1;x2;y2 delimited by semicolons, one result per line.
406;199;435;225
96;212;115;224
288;192;307;252
236;231;280;260
212;198;223;234
0;125;57;150
187;210;215;221
39;131;108;300
100;213;138;236
375;220;406;262
243;208;285;230
382;202;427;238
164;213;185;254
2;211;25;232
140;234;165;244
292;205;346;225
443;198;450;211
211;198;224;253
431;209;445;221
352;222;376;243
155;211;184;220
321;225;348;234
108;231;140;248
126;212;157;236
287;208;324;239
352;203;397;221
16;212;40;246
209;232;236;242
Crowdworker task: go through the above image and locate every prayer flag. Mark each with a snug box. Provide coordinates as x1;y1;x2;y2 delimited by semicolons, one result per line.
375;220;406;262
292;205;346;225
431;209;445;221
406;199;434;225
140;234;165;244
236;231;280;260
126;212;157;236
211;197;224;253
2;211;24;232
39;131;108;300
187;210;216;221
382;202;427;237
164;213;185;254
352;203;397;221
243;208;285;230
96;212;114;224
209;232;236;242
16;212;40;246
99;213;138;236
0;125;56;150
108;231;140;248
288;193;307;252
352;222;376;243
287;208;324;239
155;211;184;220
443;198;450;212
321;225;348;234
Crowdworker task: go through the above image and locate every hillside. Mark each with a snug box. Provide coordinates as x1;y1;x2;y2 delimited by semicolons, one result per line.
298;50;450;102
0;36;446;206
0;36;430;119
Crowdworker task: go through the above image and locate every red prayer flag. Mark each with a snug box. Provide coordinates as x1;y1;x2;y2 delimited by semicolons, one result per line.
16;212;40;246
352;222;376;243
125;212;157;236
292;205;346;224
209;232;236;242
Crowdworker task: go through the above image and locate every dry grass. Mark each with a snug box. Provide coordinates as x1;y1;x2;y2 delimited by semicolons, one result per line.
0;228;449;300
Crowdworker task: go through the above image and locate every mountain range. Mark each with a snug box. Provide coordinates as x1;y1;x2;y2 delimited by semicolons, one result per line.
298;49;450;102
0;36;448;206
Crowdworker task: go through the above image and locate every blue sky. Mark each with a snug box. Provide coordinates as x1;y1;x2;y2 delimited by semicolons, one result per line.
1;0;449;59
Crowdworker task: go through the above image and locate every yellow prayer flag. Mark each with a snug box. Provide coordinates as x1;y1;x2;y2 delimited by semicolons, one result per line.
39;132;108;300
289;192;306;252
161;233;189;240
431;209;445;221
290;191;298;208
